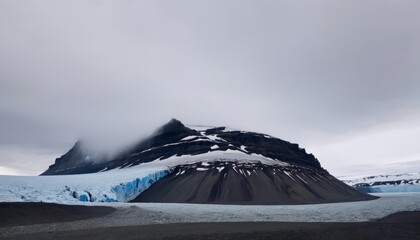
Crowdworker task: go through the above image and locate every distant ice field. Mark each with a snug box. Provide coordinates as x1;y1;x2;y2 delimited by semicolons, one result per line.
2;193;419;237
104;192;420;223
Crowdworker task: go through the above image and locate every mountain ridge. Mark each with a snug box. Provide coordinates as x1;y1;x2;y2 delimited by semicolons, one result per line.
42;118;321;175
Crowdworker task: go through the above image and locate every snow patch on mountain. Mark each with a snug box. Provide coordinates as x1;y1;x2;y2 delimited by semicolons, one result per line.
138;149;291;168
187;125;239;132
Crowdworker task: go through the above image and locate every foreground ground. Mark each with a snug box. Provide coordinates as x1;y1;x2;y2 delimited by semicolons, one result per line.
1;211;420;240
1;193;420;239
0;202;115;227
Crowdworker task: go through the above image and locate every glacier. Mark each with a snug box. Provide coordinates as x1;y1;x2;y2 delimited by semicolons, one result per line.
0;166;171;203
353;184;420;193
111;170;170;202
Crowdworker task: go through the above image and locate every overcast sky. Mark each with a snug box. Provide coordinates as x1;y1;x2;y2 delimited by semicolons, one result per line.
1;0;420;176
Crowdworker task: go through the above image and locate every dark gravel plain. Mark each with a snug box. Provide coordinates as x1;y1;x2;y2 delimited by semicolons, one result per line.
1;202;419;240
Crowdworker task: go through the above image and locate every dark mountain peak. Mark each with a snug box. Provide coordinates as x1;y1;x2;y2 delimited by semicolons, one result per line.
72;139;84;149
155;118;185;134
149;118;199;144
62;140;85;157
168;118;183;125
42;140;91;175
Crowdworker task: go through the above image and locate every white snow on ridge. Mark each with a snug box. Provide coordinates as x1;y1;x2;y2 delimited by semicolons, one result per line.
210;145;218;150
187;125;213;131
187;125;239;132
204;134;226;142
180;136;197;141
196;168;209;171
341;172;420;185
143;149;290;168
0;166;170;203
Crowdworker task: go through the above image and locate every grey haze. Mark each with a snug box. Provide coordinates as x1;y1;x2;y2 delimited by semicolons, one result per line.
0;0;420;175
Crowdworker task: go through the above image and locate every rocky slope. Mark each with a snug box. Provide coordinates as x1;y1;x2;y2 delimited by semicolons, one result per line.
134;161;372;204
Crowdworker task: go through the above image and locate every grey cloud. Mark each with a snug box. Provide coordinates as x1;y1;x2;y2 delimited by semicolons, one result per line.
0;0;420;174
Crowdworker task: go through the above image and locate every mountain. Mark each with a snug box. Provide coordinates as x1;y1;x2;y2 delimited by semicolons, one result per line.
40;119;376;204
42;119;321;175
340;160;420;193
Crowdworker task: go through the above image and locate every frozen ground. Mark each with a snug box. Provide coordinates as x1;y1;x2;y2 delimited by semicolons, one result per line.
1;192;419;237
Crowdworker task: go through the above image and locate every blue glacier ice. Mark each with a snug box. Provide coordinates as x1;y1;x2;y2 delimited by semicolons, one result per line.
66;169;172;202
0;168;172;203
78;194;90;202
100;196;118;203
355;185;420;193
110;169;171;202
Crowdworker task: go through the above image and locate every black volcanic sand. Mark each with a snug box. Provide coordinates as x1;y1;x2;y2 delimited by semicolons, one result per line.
0;202;115;227
133;162;376;204
1;202;419;240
